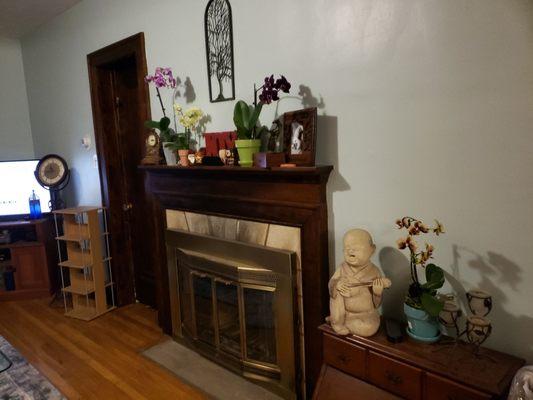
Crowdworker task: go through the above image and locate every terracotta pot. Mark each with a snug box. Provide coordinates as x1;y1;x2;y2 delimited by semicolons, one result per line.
178;149;189;166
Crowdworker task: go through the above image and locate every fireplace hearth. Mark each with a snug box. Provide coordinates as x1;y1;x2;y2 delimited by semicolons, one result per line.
167;229;297;398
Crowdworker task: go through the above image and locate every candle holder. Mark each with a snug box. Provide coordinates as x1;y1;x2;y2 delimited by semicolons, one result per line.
437;290;493;355
466;290;492;317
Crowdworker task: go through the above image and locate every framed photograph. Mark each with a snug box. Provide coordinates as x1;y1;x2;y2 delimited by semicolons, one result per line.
282;107;317;166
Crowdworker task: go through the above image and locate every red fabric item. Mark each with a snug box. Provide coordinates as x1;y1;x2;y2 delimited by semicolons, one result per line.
204;131;237;156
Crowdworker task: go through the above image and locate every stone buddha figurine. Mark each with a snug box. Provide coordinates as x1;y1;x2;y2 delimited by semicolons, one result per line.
328;229;391;337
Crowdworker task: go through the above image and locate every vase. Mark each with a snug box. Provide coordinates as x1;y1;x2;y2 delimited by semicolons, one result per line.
404;303;441;343
178;149;189;167
162;142;177;166
235;139;261;167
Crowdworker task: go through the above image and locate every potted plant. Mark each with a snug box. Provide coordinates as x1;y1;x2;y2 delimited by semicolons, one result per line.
163;133;189;166
144;67;177;165
233;75;291;167
396;216;446;342
167;104;204;167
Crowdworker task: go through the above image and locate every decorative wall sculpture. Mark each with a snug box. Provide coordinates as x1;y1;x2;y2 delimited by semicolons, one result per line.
204;0;235;103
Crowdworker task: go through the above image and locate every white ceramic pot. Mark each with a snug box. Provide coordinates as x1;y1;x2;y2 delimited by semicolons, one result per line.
162;142;177;166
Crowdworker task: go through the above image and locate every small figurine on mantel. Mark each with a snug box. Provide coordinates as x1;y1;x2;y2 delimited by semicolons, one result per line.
327;229;391;337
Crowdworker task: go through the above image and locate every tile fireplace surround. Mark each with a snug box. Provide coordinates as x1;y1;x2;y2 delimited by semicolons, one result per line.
141;165;333;399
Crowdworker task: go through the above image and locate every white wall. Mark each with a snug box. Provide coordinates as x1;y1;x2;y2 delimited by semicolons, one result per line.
21;0;533;363
0;37;34;160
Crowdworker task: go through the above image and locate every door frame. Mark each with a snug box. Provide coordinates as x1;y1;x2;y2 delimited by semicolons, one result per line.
87;32;151;305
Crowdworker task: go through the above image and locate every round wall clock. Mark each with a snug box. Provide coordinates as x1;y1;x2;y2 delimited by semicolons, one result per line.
35;154;69;188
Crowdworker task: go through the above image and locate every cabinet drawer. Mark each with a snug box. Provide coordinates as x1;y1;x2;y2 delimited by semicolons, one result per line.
323;333;366;379
313;365;402;400
426;373;492;400
367;351;422;400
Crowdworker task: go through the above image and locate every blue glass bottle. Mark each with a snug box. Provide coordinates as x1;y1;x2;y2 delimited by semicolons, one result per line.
29;190;42;220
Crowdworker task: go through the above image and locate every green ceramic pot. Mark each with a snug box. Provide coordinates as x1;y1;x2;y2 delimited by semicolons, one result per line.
235;139;261;167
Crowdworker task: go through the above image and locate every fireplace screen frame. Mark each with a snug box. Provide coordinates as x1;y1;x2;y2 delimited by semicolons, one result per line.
166;228;298;399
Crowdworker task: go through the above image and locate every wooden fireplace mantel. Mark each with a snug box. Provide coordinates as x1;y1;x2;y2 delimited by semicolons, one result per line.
141;164;333;397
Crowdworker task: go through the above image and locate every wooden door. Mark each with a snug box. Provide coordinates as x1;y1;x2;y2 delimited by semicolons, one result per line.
88;33;156;307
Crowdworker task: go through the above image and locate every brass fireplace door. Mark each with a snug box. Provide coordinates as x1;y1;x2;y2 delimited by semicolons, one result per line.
166;229;297;399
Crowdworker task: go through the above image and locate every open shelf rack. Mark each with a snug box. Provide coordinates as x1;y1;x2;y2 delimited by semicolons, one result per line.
53;206;115;321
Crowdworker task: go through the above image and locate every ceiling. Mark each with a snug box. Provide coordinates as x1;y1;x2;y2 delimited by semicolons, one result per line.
0;0;81;39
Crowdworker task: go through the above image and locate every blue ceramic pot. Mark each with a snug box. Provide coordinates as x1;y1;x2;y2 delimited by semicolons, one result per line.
404;303;441;343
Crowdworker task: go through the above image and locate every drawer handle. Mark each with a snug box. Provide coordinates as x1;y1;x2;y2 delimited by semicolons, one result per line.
385;370;403;385
337;354;350;364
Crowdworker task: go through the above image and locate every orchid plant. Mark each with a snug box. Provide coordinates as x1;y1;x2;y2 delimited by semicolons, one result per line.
396;217;446;317
233;74;291;140
164;104;204;151
144;67;177;142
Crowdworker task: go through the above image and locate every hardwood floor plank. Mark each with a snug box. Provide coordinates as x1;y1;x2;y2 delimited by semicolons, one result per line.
0;299;206;400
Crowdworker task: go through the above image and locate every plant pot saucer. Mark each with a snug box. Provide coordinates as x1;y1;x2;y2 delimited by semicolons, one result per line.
406;327;441;343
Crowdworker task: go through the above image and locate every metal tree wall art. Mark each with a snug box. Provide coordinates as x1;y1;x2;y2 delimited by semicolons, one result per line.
205;0;235;102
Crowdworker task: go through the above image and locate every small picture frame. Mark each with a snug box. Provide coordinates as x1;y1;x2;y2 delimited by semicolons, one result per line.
282;107;317;166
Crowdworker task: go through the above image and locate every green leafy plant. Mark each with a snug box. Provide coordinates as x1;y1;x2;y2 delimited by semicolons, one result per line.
233;74;291;140
163;132;189;151
396;217;446;317
144;117;174;142
233;101;264;140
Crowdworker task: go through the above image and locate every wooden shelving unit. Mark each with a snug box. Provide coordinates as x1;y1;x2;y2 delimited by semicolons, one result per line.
53;206;115;321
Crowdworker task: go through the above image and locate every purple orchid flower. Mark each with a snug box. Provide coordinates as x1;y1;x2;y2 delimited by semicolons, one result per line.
255;74;291;105
145;66;177;117
145;67;176;89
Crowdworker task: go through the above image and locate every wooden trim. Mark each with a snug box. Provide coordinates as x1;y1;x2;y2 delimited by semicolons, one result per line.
87;33;152;306
88;32;151;211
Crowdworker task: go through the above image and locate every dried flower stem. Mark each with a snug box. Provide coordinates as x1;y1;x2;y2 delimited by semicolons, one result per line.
156;87;166;117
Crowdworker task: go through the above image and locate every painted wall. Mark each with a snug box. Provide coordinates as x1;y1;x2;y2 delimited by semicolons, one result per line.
21;0;533;362
0;37;34;160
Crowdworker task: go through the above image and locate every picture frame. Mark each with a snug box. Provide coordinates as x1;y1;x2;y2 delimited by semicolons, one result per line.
282;107;317;166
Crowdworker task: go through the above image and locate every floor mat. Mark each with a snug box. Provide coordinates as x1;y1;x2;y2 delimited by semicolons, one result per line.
0;336;65;400
143;339;283;400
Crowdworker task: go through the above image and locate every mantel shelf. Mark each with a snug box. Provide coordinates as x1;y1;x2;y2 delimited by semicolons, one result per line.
139;164;333;183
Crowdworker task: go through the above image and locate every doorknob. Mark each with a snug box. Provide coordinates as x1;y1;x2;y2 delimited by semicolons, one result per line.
123;203;133;211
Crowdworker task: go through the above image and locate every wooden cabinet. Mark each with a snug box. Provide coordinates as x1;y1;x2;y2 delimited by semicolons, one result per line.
0;219;56;300
313;324;525;400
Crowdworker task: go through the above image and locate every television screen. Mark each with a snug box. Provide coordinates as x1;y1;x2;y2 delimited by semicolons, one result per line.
0;160;52;217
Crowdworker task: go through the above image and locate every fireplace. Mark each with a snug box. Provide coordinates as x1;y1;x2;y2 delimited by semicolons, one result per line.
166;228;298;398
141;165;332;399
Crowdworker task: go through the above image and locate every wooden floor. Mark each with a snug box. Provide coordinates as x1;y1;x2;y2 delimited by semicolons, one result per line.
0;299;206;400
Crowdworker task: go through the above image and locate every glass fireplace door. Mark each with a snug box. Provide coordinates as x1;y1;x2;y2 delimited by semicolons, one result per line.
215;279;241;356
242;285;277;367
187;269;281;374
